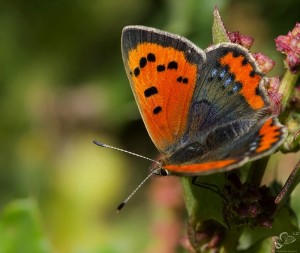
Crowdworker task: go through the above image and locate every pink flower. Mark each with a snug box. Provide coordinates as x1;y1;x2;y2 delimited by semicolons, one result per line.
275;23;300;73
227;31;254;49
253;53;275;74
263;77;282;116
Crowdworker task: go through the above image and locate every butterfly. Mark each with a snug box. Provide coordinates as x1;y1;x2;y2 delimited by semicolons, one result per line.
121;25;287;175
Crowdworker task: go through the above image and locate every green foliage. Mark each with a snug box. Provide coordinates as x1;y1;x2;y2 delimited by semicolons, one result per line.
0;199;51;253
0;0;299;252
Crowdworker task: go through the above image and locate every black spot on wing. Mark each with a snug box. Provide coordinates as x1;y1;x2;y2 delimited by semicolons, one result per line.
232;50;242;57
144;86;158;97
167;61;178;70
177;76;183;82
183;78;188;83
249;70;256;77
177;76;189;84
157;65;166;72
147;53;156;62
242;58;248;66
153;106;162;114
134;67;140;77
139;57;147;68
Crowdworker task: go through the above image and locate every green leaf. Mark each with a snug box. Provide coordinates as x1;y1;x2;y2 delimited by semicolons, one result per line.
181;174;226;227
212;7;230;44
238;205;300;252
0;199;51;253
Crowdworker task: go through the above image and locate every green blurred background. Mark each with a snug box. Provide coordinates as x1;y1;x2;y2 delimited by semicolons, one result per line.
0;0;299;252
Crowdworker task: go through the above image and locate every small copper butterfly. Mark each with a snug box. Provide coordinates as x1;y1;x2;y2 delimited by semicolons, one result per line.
121;25;287;175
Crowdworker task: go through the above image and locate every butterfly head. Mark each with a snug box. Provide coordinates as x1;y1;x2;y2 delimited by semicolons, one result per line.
150;160;170;177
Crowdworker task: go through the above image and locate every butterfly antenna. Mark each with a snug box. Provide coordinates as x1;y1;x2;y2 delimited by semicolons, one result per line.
93;140;164;212
116;168;161;212
93;140;159;164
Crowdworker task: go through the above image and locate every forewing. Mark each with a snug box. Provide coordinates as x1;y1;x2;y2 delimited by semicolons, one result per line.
122;26;206;154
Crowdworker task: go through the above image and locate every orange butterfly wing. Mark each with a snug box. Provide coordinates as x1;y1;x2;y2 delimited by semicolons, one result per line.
122;26;205;153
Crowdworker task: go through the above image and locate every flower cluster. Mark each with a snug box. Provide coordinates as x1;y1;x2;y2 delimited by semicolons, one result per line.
227;31;254;49
275;23;300;73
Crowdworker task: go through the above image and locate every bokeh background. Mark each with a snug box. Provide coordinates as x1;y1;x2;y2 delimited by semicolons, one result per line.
0;0;299;252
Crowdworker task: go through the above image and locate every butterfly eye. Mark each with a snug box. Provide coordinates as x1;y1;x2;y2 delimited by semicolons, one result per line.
156;169;169;176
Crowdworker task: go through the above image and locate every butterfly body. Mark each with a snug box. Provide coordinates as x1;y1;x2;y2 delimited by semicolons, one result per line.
121;26;286;175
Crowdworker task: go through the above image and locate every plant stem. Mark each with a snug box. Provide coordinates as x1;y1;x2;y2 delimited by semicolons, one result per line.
279;70;300;111
246;157;270;186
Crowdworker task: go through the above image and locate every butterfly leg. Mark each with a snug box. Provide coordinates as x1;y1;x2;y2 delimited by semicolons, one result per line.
191;177;228;202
